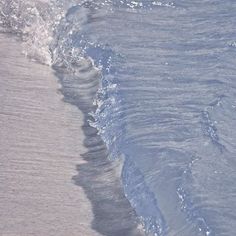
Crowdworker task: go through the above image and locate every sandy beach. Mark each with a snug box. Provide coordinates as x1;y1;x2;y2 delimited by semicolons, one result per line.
1;0;236;235
0;33;100;236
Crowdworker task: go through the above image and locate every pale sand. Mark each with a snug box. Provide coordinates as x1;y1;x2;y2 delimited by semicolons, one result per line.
0;33;101;236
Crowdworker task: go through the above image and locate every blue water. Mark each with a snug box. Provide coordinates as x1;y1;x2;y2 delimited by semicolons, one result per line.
1;0;236;235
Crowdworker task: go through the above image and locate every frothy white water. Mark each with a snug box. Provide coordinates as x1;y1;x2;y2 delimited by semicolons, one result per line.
0;0;80;65
1;0;52;64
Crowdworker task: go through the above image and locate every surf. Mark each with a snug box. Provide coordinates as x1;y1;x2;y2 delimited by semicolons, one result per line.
1;1;236;236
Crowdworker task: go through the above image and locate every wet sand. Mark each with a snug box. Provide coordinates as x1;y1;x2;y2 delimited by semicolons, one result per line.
0;33;100;236
0;31;145;236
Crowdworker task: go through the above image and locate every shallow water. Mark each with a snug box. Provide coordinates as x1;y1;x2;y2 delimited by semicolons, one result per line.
1;0;236;235
62;1;236;235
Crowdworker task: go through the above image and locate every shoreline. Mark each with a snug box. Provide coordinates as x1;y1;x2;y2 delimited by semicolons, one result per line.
0;32;144;236
54;57;145;236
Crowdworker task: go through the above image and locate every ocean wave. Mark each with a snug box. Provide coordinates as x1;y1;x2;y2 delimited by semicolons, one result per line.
1;1;236;236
